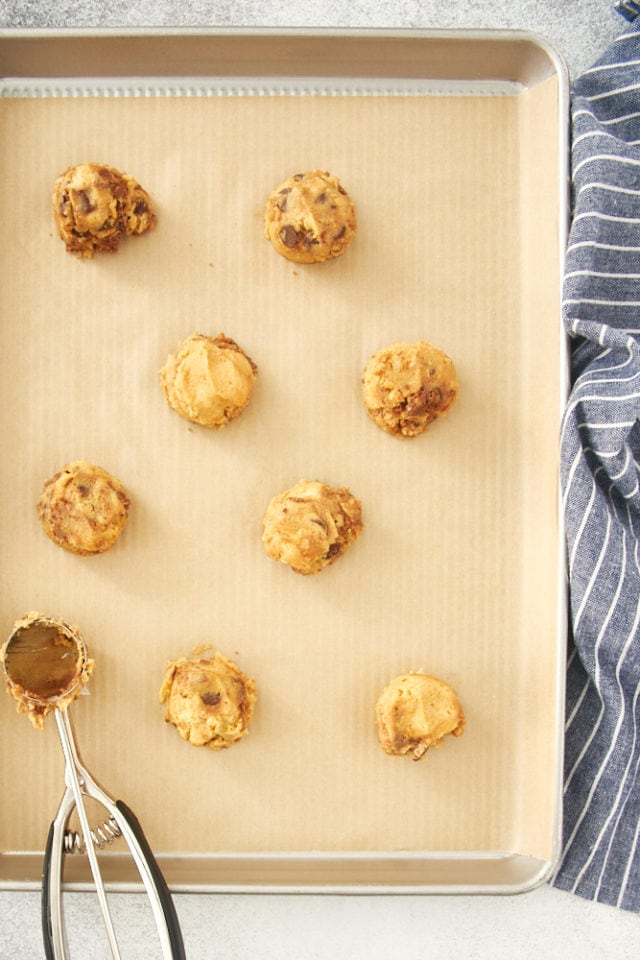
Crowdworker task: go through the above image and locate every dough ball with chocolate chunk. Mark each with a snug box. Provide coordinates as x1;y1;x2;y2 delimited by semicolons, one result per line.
160;333;257;429
53;162;156;257
362;340;458;438
37;461;130;556
159;652;256;750
262;479;363;575
264;170;356;263
376;672;465;761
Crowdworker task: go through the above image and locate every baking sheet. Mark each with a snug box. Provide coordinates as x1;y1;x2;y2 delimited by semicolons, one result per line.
0;28;567;892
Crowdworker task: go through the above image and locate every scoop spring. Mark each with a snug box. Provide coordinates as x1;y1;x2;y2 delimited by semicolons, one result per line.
63;816;123;855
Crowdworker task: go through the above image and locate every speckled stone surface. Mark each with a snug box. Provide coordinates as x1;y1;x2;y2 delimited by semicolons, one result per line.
0;2;637;958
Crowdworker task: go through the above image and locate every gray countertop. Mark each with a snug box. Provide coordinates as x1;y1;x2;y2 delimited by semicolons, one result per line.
0;1;639;958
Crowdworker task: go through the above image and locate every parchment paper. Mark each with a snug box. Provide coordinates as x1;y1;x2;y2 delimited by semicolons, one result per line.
0;80;561;864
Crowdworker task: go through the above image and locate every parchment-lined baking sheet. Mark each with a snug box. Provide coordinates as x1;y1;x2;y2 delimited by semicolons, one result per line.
0;29;566;891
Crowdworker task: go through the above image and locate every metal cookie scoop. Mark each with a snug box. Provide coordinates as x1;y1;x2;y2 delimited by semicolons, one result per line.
1;613;185;960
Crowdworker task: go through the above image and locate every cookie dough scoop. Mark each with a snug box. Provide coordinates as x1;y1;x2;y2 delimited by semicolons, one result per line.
1;613;185;960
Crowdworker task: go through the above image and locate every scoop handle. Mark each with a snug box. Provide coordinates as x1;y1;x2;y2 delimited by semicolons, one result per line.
115;800;186;960
41;819;59;959
40;802;184;960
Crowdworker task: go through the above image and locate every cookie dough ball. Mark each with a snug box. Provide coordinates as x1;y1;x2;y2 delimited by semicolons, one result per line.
264;170;356;263
376;672;465;761
362;340;458;438
262;479;363;575
37;461;130;556
160;333;257;429
159;652;256;750
53;162;156;257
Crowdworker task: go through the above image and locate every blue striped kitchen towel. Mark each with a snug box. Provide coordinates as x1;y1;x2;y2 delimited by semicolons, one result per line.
553;1;640;911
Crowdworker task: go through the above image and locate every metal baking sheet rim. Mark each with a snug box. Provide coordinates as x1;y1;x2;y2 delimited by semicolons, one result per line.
0;25;570;895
